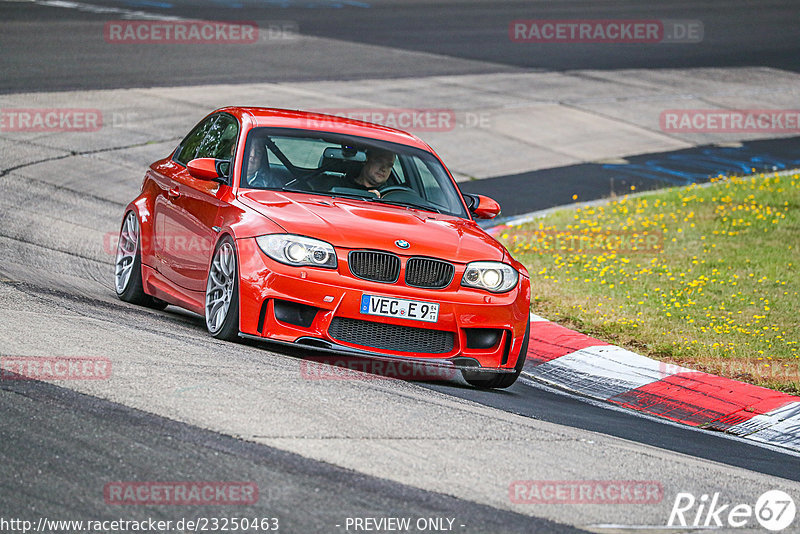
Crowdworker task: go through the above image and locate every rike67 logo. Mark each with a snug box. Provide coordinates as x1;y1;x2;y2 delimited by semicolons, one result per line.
668;490;796;531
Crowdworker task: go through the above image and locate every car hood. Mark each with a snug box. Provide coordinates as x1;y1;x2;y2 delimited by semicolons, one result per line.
238;191;506;262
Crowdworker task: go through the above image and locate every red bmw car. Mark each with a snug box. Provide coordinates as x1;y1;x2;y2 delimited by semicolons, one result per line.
114;107;531;388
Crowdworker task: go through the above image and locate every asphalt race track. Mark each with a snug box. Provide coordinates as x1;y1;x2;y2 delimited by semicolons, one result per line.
2;1;800;532
2;0;799;93
1;375;576;533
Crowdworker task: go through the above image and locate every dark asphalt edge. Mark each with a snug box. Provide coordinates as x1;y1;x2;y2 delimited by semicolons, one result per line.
462;135;800;221
0;371;588;533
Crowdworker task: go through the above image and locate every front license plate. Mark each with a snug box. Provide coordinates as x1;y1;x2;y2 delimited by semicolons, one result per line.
360;294;439;323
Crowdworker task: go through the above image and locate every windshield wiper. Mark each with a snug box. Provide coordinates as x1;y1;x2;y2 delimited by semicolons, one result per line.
280;186;312;194
330;192;379;201
376;199;441;214
280;187;378;202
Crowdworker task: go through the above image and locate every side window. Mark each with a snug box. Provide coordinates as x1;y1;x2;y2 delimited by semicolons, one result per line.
196;114;239;161
174;116;218;166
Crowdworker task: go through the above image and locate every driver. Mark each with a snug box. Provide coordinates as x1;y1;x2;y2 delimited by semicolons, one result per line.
345;147;396;196
245;141;281;189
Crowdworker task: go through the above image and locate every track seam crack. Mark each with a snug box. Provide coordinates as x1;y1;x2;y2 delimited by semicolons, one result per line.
0;137;181;178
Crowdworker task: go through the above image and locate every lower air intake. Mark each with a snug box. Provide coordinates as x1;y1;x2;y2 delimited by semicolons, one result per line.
328;317;454;354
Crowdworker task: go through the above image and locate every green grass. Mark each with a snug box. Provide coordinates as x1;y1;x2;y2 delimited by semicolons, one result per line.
499;171;800;394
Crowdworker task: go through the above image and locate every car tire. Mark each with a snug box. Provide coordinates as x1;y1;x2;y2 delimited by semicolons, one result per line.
205;236;240;341
462;317;530;389
114;211;168;310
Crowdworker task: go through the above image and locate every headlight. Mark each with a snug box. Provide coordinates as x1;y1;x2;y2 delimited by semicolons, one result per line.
461;261;518;293
255;234;337;269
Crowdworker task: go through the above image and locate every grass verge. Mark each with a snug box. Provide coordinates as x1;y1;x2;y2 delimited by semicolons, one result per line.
499;171;800;394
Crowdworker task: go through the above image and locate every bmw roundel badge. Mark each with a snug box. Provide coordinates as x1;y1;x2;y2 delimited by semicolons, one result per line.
395;239;410;249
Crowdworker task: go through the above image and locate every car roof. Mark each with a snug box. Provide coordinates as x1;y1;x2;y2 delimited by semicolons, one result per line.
216;106;433;151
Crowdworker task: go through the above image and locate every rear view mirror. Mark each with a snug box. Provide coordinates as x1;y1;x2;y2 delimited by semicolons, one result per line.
187;158;222;181
464;194;501;219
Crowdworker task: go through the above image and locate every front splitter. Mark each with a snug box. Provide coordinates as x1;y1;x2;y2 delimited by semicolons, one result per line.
238;333;515;374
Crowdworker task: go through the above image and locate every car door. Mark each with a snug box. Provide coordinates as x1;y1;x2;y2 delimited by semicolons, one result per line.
152;115;216;283
156;113;239;292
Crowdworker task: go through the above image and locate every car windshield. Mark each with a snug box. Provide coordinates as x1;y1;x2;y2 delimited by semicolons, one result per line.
240;127;468;218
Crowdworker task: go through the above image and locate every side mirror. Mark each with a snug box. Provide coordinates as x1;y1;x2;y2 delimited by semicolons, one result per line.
464;194;501;219
187;158;222;181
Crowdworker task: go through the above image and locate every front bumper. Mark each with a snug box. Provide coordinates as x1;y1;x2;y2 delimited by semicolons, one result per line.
236;237;531;371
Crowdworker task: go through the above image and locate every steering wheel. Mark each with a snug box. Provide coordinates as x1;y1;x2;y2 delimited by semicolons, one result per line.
378;185;417;196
